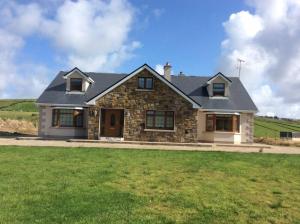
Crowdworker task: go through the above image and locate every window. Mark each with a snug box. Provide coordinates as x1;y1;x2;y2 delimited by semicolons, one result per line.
138;77;153;89
52;109;84;127
206;114;214;131
206;114;240;132
146;110;174;130
213;83;225;96
216;115;233;131
70;78;82;91
110;114;116;126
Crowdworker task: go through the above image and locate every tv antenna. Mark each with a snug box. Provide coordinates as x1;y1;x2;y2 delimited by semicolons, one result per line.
237;58;245;78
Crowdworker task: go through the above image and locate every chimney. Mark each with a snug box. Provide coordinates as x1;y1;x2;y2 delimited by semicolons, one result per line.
163;62;172;81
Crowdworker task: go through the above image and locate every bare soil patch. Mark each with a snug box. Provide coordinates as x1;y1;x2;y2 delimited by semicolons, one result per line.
0;118;37;136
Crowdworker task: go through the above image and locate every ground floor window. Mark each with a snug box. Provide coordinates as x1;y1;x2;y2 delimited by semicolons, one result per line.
52;109;84;127
206;114;239;132
146;110;174;130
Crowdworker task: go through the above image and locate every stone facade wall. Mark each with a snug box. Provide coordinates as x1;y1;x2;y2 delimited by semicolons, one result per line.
88;69;198;142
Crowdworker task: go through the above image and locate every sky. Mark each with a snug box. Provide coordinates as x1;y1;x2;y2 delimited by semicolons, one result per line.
0;0;300;118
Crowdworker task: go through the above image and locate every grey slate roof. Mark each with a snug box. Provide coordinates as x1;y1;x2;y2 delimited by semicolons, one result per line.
171;76;257;111
37;72;127;106
37;70;258;111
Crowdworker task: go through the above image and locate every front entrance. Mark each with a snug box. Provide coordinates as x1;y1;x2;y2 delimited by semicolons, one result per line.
100;109;124;137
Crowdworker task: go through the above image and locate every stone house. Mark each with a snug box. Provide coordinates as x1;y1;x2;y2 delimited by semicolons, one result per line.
36;63;257;143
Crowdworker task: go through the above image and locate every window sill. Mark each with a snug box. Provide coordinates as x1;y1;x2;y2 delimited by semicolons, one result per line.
65;91;85;95
144;129;175;133
205;131;240;134
209;96;228;99
50;126;86;129
135;89;154;92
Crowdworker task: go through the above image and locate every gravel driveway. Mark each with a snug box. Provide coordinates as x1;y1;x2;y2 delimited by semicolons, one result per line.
0;138;299;154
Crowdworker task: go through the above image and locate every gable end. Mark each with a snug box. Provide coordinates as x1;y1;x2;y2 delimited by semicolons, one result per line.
86;64;201;108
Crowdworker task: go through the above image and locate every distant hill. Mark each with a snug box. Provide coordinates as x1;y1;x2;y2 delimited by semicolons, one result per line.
0;99;37;112
0;99;38;125
254;116;300;138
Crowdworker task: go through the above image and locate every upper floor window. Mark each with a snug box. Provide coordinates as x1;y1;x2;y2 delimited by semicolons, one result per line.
213;83;225;96
70;78;82;91
138;77;153;89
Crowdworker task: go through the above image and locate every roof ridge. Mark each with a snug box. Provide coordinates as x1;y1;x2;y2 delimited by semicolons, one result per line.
171;74;240;78
87;72;127;75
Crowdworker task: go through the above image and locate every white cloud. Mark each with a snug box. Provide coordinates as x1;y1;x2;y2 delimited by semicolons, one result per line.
0;0;139;98
155;64;164;75
0;1;48;98
0;1;43;36
219;0;300;118
41;0;139;71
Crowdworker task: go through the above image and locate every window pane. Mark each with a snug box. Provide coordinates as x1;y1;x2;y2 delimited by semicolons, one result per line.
216;115;233;131
70;78;82;91
235;115;240;132
138;78;145;89
146;116;154;127
52;109;58;126
224;118;232;131
110;114;116;126
60;111;73;127
155;111;165;128
213;83;225;89
156;111;164;116
74;110;83;127
155;116;164;128
166;116;174;128
206;114;214;131
216;119;224;130
213;83;225;96
146;78;153;89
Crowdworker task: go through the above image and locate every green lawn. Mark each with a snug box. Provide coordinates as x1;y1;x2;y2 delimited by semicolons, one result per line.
0;146;299;223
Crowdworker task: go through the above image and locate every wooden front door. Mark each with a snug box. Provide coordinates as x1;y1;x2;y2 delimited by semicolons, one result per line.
101;109;124;137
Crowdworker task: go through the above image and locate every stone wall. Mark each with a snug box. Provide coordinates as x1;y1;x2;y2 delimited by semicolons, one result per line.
88;69;198;142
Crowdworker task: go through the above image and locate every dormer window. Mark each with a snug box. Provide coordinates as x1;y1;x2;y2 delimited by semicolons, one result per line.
213;83;225;96
207;72;232;98
138;77;153;89
64;67;94;93
70;78;83;91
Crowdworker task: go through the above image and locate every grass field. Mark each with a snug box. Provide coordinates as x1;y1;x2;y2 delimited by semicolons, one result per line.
254;117;300;138
0;146;299;223
0;99;37;112
0;99;38;125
